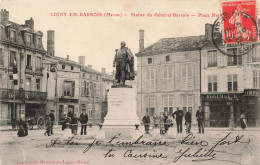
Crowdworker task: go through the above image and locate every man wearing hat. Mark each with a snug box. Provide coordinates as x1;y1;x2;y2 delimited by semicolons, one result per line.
49;110;55;135
79;109;88;135
113;41;135;85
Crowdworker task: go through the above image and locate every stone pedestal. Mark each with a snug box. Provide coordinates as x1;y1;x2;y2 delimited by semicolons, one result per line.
103;87;140;139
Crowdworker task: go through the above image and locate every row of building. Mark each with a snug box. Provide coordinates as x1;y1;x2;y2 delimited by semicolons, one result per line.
0;9;113;125
136;24;260;127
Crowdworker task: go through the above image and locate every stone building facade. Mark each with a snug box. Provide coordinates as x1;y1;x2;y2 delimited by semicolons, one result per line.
135;30;204;124
0;9;47;124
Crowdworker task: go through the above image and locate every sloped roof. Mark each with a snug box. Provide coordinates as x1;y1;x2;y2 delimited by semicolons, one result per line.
136;35;211;56
81;66;102;75
54;56;81;66
0;20;45;52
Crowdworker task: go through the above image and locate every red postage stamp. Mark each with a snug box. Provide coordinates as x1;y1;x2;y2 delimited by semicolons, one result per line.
222;0;258;44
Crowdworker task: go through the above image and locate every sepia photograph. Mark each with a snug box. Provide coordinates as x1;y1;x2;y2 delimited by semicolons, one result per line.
0;0;260;164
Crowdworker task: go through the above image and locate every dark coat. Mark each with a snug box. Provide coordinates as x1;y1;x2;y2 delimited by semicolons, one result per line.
79;113;88;124
142;116;150;124
49;113;55;122
185;111;192;123
172;110;184;121
196;110;205;121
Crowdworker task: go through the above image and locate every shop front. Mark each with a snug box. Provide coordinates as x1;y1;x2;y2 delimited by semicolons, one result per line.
201;93;244;127
244;89;260;127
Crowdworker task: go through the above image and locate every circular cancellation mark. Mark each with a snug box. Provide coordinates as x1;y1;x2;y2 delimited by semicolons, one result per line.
212;11;258;57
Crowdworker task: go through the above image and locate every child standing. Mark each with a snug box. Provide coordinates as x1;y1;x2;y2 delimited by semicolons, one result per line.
159;112;165;135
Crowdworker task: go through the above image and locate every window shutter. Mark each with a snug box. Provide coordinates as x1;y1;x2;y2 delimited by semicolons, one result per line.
151;69;155;92
203;52;207;69
146;69;150;92
59;81;64;97
163;67;168;91
72;81;75;97
168;66;173;90
157;66;163;91
187;65;193;90
175;63;181;90
181;64;187;90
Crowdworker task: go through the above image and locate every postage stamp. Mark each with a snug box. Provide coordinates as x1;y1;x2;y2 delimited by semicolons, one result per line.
212;0;258;56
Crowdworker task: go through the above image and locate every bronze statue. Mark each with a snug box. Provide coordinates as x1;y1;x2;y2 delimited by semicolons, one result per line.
113;41;135;86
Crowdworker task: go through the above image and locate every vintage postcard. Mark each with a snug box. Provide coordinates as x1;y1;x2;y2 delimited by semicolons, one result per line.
0;0;260;165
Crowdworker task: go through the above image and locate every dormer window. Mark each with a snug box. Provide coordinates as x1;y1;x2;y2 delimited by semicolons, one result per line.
36;37;41;47
1;26;4;38
166;55;170;61
10;30;16;42
148;58;153;64
26;34;32;45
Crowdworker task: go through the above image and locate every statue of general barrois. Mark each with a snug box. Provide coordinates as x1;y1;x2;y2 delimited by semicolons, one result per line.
113;41;135;87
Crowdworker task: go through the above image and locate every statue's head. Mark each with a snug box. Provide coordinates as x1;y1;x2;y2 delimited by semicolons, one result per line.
121;41;126;48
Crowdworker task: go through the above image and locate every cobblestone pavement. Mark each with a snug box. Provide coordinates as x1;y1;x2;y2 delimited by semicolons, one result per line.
0;126;260;165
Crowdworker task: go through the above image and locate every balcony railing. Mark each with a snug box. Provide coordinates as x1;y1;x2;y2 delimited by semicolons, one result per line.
0;88;47;101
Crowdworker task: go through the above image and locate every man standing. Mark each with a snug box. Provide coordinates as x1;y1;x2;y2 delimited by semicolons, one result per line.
49;110;55;135
185;108;192;133
172;107;184;133
196;106;205;134
113;41;134;85
79;109;88;135
142;112;150;134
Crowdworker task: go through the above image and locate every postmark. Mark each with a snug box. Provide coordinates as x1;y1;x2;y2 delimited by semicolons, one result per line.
212;0;258;56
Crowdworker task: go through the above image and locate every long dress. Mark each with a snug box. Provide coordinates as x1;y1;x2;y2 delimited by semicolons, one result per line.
240;114;246;129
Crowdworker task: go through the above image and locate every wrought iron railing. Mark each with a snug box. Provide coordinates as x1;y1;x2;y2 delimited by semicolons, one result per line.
0;88;47;101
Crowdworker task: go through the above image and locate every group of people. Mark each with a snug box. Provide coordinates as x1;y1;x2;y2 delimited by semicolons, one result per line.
142;106;205;134
60;108;89;135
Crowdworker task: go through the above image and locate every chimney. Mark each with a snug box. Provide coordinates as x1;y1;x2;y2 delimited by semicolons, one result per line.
0;9;9;22
205;24;212;41
87;65;92;69
47;30;55;57
67;55;69;60
102;68;106;74
78;56;85;66
25;17;34;31
139;29;144;52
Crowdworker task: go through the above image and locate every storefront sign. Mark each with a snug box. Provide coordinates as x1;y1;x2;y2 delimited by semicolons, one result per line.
201;93;243;101
244;89;260;96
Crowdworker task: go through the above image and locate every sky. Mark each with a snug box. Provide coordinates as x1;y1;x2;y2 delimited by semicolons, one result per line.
1;0;257;74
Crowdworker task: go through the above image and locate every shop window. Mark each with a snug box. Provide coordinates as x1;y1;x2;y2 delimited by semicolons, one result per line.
228;74;238;91
207;50;217;67
208;75;217;92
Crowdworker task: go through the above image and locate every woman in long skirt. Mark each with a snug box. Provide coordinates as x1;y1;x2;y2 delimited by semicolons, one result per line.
240;113;247;130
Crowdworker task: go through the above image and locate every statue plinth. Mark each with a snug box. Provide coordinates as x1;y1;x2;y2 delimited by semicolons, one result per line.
103;87;140;139
111;84;132;88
